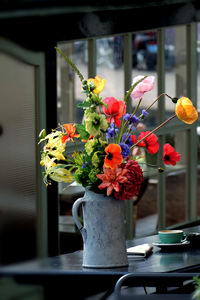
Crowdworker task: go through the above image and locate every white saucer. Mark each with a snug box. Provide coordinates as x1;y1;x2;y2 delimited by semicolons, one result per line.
152;240;190;249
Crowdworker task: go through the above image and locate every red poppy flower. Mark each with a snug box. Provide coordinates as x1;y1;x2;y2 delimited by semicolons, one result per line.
163;143;181;165
61;124;80;143
131;135;146;147
104;143;123;169
103;97;126;127
138;131;159;154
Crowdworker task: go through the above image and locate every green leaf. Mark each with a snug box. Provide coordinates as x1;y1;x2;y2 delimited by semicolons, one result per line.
76;124;90;140
77;101;90;108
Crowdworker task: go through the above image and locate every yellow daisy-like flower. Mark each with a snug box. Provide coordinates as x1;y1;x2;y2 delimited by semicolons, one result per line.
87;75;106;94
175;97;198;124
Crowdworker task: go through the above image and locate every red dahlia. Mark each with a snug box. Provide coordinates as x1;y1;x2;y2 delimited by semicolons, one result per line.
114;160;144;200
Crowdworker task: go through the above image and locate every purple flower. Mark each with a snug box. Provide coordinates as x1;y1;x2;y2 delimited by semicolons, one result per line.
124;113;139;125
106;123;119;139
119;143;130;158
122;133;133;147
142;109;149;117
128;124;136;132
82;162;89;168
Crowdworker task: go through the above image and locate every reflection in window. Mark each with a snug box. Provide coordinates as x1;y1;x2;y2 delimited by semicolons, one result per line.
96;36;124;100
165;27;176;120
132;30;158;130
57;41;88;124
166;170;186;227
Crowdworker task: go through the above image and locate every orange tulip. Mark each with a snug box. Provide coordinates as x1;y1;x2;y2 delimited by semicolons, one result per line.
175;97;198;124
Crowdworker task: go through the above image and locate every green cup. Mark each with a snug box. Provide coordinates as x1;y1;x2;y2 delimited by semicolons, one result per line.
158;230;187;244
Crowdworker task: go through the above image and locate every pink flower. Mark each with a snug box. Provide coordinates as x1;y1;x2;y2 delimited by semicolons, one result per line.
97;166;128;196
131;76;155;101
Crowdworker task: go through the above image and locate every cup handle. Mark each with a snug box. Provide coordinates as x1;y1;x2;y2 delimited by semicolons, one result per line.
182;232;188;242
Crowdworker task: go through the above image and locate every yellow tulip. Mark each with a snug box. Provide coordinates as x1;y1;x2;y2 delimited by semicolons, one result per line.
87;75;106;94
175;97;198;124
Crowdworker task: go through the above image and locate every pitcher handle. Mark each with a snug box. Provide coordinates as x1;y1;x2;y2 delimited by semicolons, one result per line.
72;197;87;243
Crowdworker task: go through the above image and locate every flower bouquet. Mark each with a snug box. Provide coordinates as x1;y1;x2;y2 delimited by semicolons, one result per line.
39;48;198;268
39;48;198;201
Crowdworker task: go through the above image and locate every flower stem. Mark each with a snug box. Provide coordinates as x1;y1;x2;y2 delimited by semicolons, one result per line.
146;93;173;112
118;98;142;143
130;114;177;150
124;76;147;104
117;76;147;143
122;98;142;140
55;47;84;82
126;98;142;127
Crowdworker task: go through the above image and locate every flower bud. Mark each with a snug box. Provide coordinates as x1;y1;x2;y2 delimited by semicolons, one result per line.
175;97;198;124
39;129;47;139
172;97;178;104
82;84;88;90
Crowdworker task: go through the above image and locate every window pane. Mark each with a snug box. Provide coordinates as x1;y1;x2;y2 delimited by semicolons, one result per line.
165;27;176;118
57;41;87;124
96;36;124;100
165;131;186;226
132;30;158;129
132;30;158;237
166;171;186;226
165;26;186;126
135;175;158;237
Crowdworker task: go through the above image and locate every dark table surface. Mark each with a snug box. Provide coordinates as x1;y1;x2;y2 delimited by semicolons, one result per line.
1;225;200;298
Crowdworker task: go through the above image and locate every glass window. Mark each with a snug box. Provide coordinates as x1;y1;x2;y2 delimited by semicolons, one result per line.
57;41;88;124
132;30;158;130
135;175;158;237
96;36;124;100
